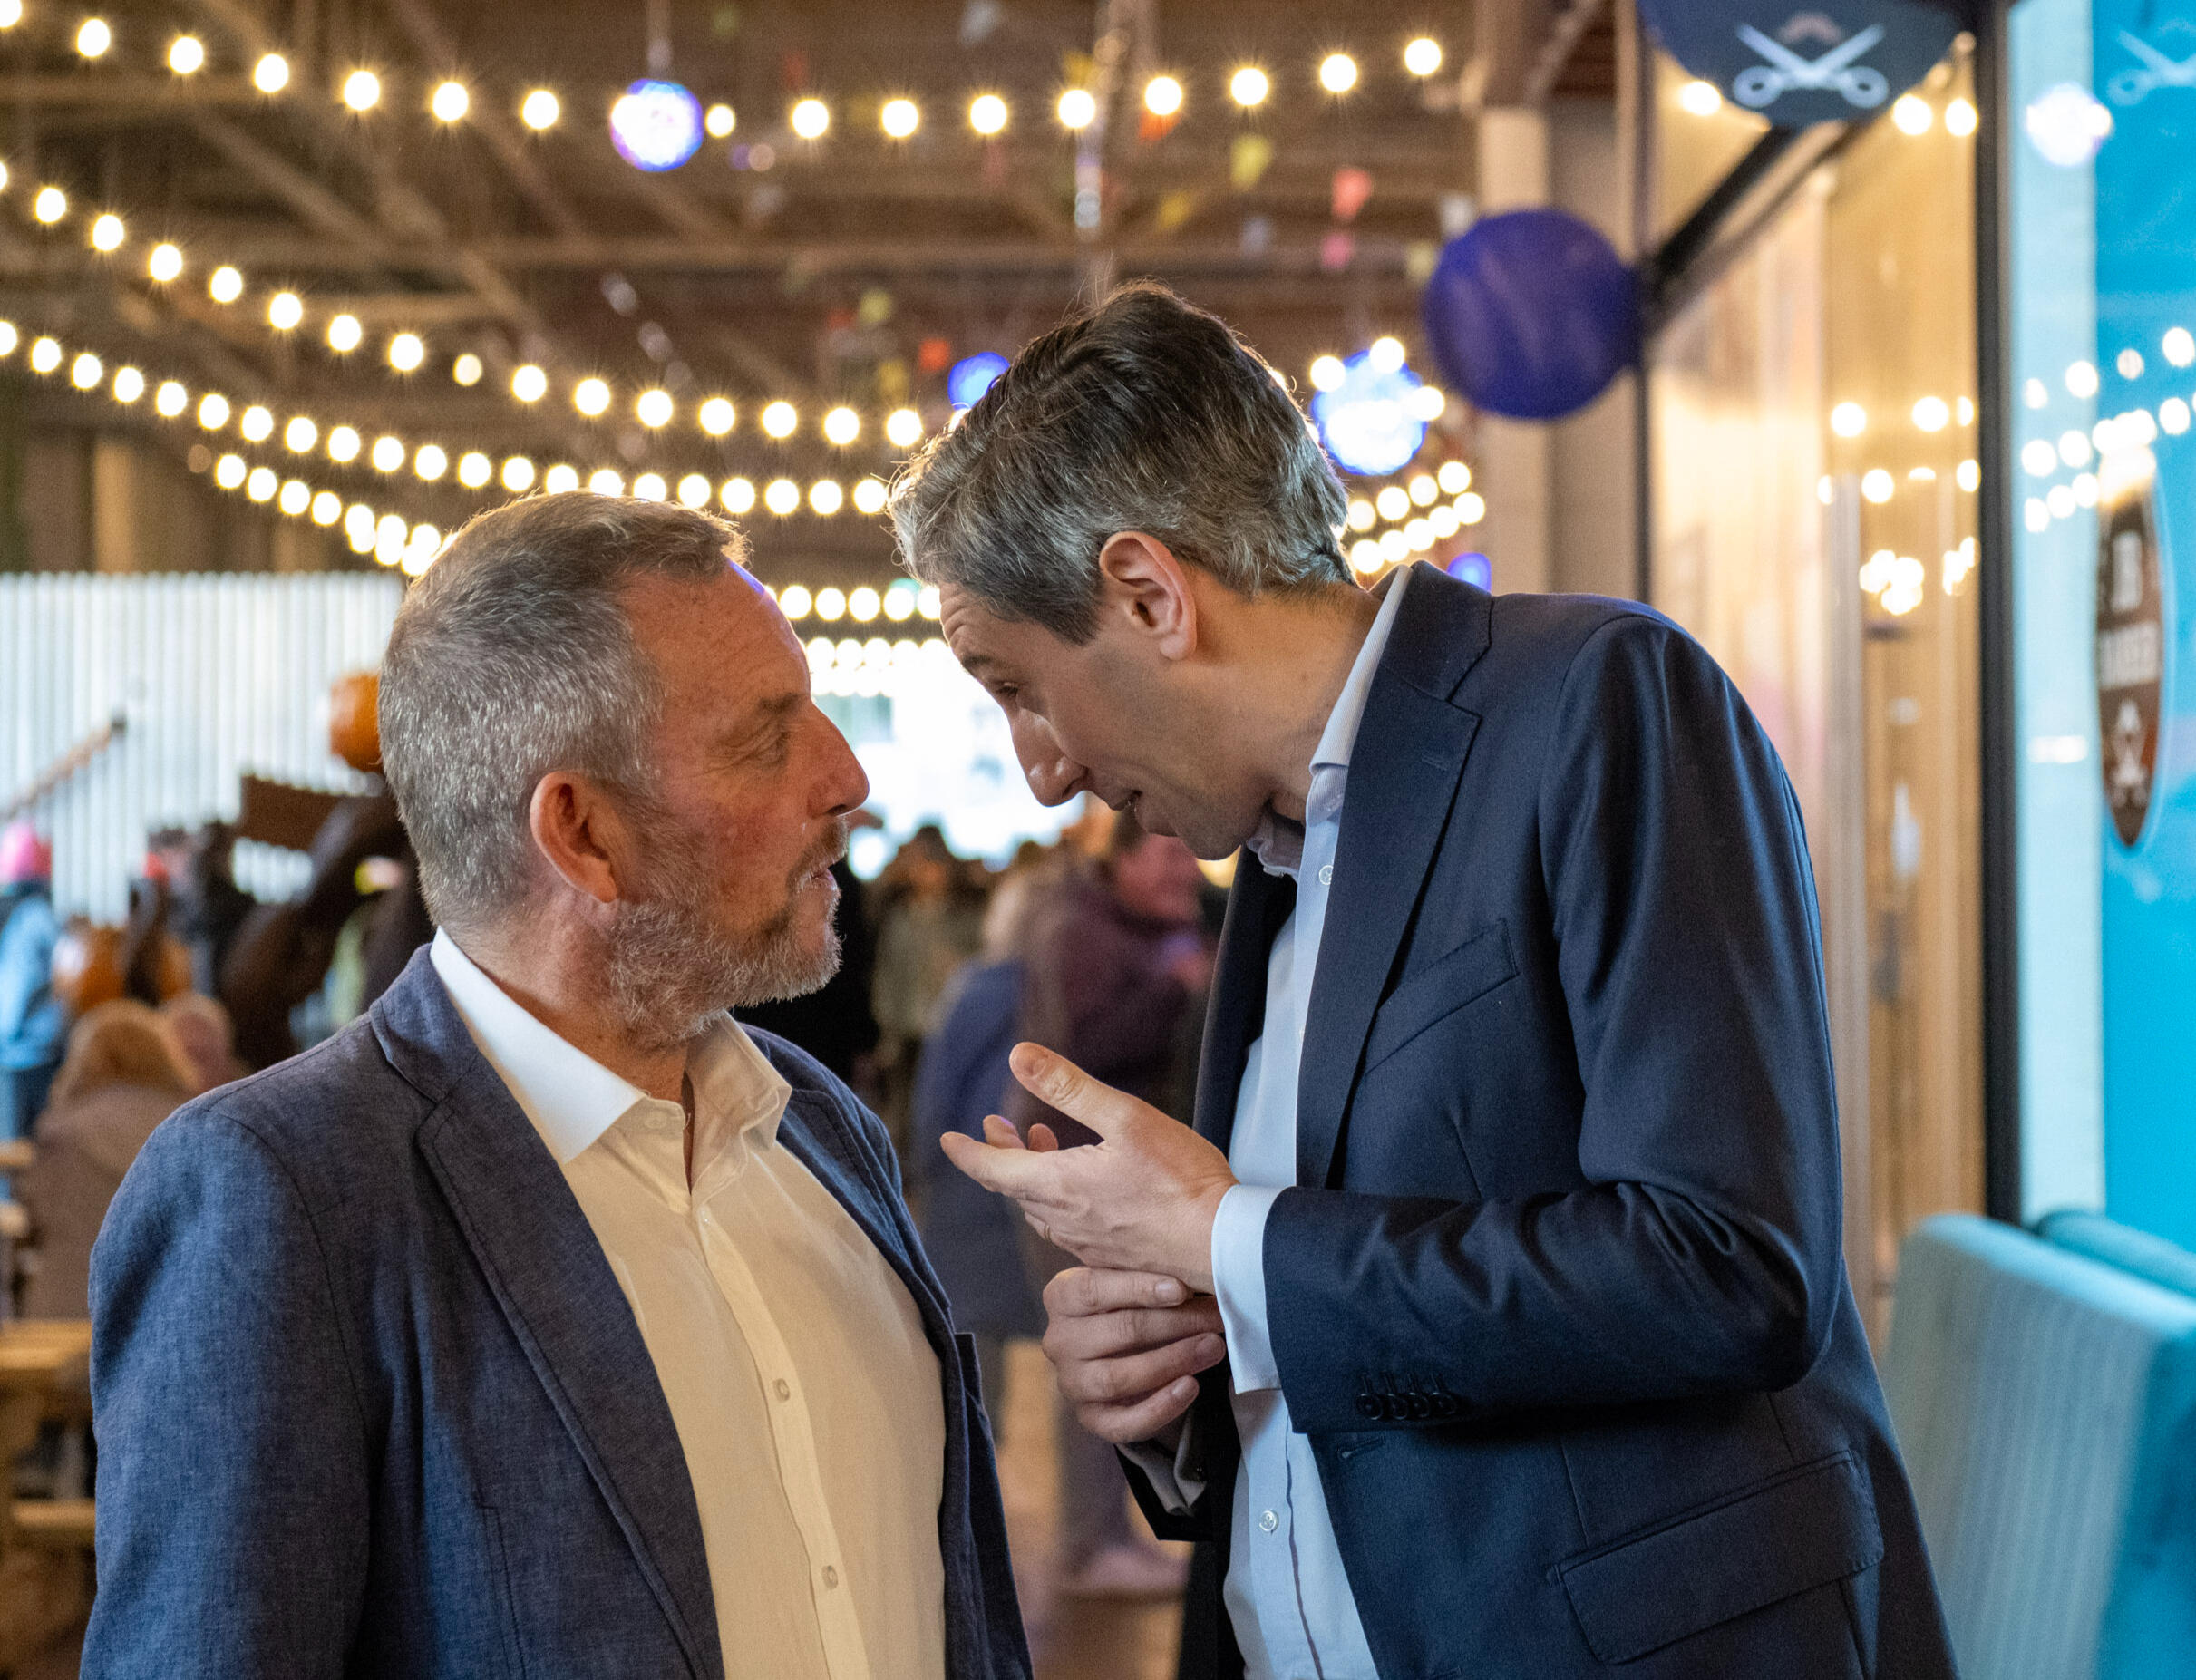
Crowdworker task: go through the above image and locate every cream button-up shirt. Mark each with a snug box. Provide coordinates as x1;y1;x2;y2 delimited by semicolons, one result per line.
431;931;946;1680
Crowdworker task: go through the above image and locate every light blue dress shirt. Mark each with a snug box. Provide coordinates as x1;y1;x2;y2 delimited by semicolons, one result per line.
1146;564;1413;1680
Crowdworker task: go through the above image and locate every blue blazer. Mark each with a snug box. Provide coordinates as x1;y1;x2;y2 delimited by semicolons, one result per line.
1137;571;1957;1680
84;949;1031;1680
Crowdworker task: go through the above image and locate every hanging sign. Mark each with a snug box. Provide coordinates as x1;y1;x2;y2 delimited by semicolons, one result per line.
1637;3;1961;127
2096;449;2166;848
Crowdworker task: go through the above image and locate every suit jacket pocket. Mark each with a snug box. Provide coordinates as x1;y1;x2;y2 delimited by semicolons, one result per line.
1363;919;1517;1073
1555;1451;1883;1665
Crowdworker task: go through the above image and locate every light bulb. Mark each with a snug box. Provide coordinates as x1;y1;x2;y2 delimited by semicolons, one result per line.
311;490;342;526
267;291;304;331
885;408;924;448
881;98;919;139
511;364;548;403
762;400;798;438
326;314;362;353
70;352;102;391
764;477;801;515
1678;79;1723;117
327;425;360;461
278;479;310;517
632;472;666;501
284;415;317;452
89;213;124;252
853;477;889;514
1057;88;1096;130
574;376;610;416
721;477;756;513
588;469;624;496
430;81;469;123
635;388;675;428
705;102;736;138
253;53;288;93
1368;335;1406;374
1319;53;1358;94
1309;354;1346;392
452;353;482;386
154;380;187;417
699;396;735;435
544;464;579;494
343;70;382;112
196;393;229;429
457;452;491;489
520;89;559;130
413;443;448;481
1404;38;1443;76
75;18;110;58
676;473;713;508
970;93;1008;134
387;332;424;372
810;479;844;515
1891;94;1932;135
32;186;66;224
1230;67;1268;107
791;98;830;141
371;435;405;471
822;405;860;445
209;265;243;304
239;404;273;442
215;454;246;490
1144;76;1182;117
147;242;183;283
168;34;203;74
501;457;536;492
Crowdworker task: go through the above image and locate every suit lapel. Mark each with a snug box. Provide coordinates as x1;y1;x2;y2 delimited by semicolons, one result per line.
1194;862;1294;1152
374;957;723;1680
1296;568;1491;1189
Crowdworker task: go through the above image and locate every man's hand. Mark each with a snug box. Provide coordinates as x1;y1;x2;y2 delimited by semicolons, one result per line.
940;1043;1238;1290
1045;1267;1227;1443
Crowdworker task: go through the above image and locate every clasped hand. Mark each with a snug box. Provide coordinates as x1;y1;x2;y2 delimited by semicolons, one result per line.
941;1043;1237;1442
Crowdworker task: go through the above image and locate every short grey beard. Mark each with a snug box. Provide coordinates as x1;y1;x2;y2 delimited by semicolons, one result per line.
603;819;843;1054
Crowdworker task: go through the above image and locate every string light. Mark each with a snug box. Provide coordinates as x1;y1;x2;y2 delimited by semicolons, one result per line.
326;314;362;353
457;452;492;489
511;364;548;403
32;187;67;224
1230;67;1268;107
544;465;580;494
880;98;920;139
852;477;889;514
284;415;317;452
268;291;304;330
677;472;712;508
90;213;125;252
574;376;610;416
635;388;675;427
969;93;1008;134
1678;79;1723;117
196;393;229;429
209;265;244;304
239;404;274;442
588;468;624;495
822;405;860;445
253;53;288;93
343;70;382;112
502;457;536;492
810;479;844;515
452;353;482;386
154;381;187;417
328;425;360;461
1404;38;1443;76
70;352;102;391
721;477;757;513
699;396;735;435
1144;75;1183;117
430;81;469;123
1058;89;1097;130
705;102;736;138
886;408;924;448
168;34;204;74
520;88;559;130
371;435;405;471
147;242;183;283
764;478;801;515
76;18;111;58
791;99;830;141
762;401;798;439
1319;53;1358;93
387;332;424;372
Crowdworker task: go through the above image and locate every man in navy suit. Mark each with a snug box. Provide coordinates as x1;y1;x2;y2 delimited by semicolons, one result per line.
892;285;1957;1679
86;494;1029;1679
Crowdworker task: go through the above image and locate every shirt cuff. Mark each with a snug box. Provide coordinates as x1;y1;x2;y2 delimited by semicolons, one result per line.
1210;1184;1284;1394
1120;1419;1208;1516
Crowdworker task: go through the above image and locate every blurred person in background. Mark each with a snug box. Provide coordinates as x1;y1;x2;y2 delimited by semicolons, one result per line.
159;992;249;1094
909;865;1050;1414
147;823;256;998
1009;812;1210;1600
0;821;67;1140
21;1000;198;1317
871;824;984;1151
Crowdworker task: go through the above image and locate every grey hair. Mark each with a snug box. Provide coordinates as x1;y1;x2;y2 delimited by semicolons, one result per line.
889;283;1351;642
377;492;743;936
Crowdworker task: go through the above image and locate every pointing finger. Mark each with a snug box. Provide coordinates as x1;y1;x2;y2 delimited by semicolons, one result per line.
938;1129;1069;1203
1008;1043;1138;1139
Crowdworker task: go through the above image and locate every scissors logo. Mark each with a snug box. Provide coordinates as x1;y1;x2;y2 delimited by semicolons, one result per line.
2108;30;2196;105
1732;22;1890;110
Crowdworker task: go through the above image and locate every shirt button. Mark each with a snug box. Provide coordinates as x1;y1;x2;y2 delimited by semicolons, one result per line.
1317;864;1334;886
774;1378;792;1401
1258;1510;1279;1533
822;1565;840;1588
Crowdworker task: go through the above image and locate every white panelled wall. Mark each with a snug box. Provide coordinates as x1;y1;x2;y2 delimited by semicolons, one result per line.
0;573;403;920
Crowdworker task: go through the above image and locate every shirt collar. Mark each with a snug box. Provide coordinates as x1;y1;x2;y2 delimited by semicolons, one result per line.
1245;562;1416;877
429;928;790;1167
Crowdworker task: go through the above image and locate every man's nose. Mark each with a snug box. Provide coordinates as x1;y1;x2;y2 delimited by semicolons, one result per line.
1014;715;1087;808
815;715;871;816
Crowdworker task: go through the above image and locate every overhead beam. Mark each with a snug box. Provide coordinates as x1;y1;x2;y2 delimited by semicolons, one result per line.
0;74;262;109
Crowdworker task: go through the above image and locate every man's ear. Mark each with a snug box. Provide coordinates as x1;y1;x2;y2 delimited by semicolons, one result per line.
1094;531;1199;661
527;772;629;911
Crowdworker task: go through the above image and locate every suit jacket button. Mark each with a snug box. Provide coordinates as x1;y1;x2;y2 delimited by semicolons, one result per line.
1356;1394;1384;1420
1407;1393;1432;1419
1381;1395;1404;1421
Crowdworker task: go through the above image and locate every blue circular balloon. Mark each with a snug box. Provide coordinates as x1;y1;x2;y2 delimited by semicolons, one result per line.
1421;209;1637;422
610;80;704;172
948;352;1010;409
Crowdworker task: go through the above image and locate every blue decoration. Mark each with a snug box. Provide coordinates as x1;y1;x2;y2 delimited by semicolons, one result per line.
609;80;704;172
1636;2;1959;127
1444;552;1492;591
948;352;1010;409
1420;209;1637;422
1310;352;1428;477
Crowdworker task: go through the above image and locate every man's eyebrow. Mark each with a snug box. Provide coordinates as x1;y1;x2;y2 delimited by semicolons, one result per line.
956;649;997;676
715;691;805;743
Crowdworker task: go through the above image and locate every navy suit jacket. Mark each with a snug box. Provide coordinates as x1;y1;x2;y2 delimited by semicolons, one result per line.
1135;571;1956;1680
84;950;1030;1680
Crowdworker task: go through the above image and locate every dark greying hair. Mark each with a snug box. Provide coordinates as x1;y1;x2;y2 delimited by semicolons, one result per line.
377;492;742;935
889;283;1352;642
